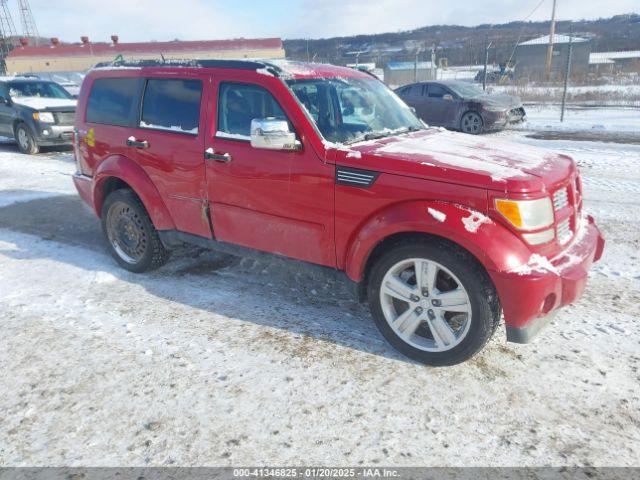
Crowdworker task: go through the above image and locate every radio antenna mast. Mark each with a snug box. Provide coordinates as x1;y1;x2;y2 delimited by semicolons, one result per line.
18;0;39;45
0;0;17;73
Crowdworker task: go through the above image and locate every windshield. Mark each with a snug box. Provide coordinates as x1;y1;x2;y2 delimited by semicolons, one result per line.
286;77;424;144
8;81;73;100
447;82;485;98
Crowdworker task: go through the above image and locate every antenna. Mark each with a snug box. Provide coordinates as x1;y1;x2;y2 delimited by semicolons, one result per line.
18;0;39;45
0;0;17;73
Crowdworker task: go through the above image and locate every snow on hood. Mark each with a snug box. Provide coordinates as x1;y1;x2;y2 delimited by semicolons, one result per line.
11;97;77;110
341;128;574;192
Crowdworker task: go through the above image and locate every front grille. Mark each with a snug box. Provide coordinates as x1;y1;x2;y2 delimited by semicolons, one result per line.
553;187;569;211
54;111;75;126
557;218;572;245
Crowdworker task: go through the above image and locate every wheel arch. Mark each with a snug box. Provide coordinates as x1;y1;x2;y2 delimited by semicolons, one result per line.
93;154;175;230
345;200;532;299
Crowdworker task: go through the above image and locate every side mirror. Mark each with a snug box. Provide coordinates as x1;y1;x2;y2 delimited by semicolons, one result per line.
443;94;454;101
251;118;301;151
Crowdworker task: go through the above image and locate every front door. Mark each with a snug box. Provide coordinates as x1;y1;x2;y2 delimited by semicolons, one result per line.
204;79;335;267
423;84;459;128
0;83;14;136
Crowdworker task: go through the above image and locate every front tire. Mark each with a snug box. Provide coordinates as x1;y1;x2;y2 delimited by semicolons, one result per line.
101;189;170;273
15;123;39;154
460;111;484;135
368;240;499;366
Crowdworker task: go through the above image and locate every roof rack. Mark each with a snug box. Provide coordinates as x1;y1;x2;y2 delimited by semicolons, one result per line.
93;58;283;76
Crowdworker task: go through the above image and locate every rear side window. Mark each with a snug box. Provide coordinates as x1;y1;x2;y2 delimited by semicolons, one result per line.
86;78;139;126
217;83;287;138
140;79;202;135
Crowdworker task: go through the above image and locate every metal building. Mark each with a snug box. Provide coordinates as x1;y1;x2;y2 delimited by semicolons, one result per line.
383;61;435;88
515;34;592;80
4;37;286;74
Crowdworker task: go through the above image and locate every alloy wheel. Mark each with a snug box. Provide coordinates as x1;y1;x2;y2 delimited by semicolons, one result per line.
461;112;483;134
379;258;472;352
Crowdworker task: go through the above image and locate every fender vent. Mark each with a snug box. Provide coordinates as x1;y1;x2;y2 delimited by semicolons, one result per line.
336;166;379;188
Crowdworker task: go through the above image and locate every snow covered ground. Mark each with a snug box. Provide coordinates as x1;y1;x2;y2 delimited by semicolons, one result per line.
0;126;639;467
519;106;640;133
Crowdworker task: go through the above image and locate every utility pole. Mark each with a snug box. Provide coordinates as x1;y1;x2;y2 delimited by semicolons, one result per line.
545;0;558;81
18;0;39;45
430;44;436;80
414;46;424;83
560;24;573;122
482;33;492;91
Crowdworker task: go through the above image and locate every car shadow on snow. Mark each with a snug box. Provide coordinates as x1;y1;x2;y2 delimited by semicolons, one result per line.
0;138;73;155
0;193;411;363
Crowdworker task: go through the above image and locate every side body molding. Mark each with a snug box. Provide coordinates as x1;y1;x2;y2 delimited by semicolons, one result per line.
92;154;176;230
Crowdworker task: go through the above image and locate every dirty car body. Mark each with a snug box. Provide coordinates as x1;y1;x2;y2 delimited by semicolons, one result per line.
0;77;76;153
395;80;526;134
72;60;603;365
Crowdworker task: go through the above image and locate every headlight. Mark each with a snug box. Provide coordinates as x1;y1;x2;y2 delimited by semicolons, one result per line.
484;105;507;113
495;197;554;230
33;111;55;123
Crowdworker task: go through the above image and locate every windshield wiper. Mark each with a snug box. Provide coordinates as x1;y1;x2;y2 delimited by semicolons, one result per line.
343;126;424;146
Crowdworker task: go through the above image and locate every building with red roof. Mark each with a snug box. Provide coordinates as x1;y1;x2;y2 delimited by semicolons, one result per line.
5;36;285;74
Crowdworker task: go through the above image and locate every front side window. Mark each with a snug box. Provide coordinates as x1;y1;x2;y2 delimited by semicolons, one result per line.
427;84;449;99
86;78;139;127
140;79;202;135
8;81;73;100
287;77;424;144
217;83;287;138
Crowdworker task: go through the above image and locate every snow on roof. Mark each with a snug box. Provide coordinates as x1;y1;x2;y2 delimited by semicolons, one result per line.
518;34;589;46
589;50;640;63
385;61;433;70
6;38;283;58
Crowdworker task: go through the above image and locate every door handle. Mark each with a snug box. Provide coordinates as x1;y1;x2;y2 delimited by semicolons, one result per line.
204;148;232;163
126;136;149;149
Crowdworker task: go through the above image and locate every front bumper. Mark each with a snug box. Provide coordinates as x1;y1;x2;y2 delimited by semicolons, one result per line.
36;124;74;146
489;215;605;343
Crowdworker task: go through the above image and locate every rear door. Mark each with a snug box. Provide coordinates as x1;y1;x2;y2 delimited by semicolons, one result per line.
204;75;335;267
125;72;212;238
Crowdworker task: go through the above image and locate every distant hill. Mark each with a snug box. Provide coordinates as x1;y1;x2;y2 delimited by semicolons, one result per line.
284;13;640;67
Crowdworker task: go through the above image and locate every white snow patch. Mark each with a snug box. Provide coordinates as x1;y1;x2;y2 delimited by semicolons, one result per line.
11;97;77;110
427;208;446;222
216;131;251;141
511;254;559;276
140;121;197;135
461;210;492;233
346;151;362;159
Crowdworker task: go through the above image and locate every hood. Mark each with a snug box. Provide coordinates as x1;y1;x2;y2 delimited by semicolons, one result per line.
469;93;522;110
336;129;574;193
11;97;77;111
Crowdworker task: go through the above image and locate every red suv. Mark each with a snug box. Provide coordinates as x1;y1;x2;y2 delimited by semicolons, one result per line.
72;60;604;366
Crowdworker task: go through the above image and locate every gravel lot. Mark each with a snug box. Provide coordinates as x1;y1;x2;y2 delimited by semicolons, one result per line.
0;126;639;466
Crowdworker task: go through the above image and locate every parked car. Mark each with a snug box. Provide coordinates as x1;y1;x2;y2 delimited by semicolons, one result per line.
0;76;77;154
395;80;525;134
72;60;604;366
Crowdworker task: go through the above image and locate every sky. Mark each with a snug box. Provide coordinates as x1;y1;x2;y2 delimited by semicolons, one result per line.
6;0;639;43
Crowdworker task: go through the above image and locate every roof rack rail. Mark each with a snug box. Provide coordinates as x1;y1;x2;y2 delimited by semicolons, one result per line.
93;58;283;76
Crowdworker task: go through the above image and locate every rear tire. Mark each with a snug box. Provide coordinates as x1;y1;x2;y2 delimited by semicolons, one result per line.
368;239;499;366
101;189;170;273
15;123;39;154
